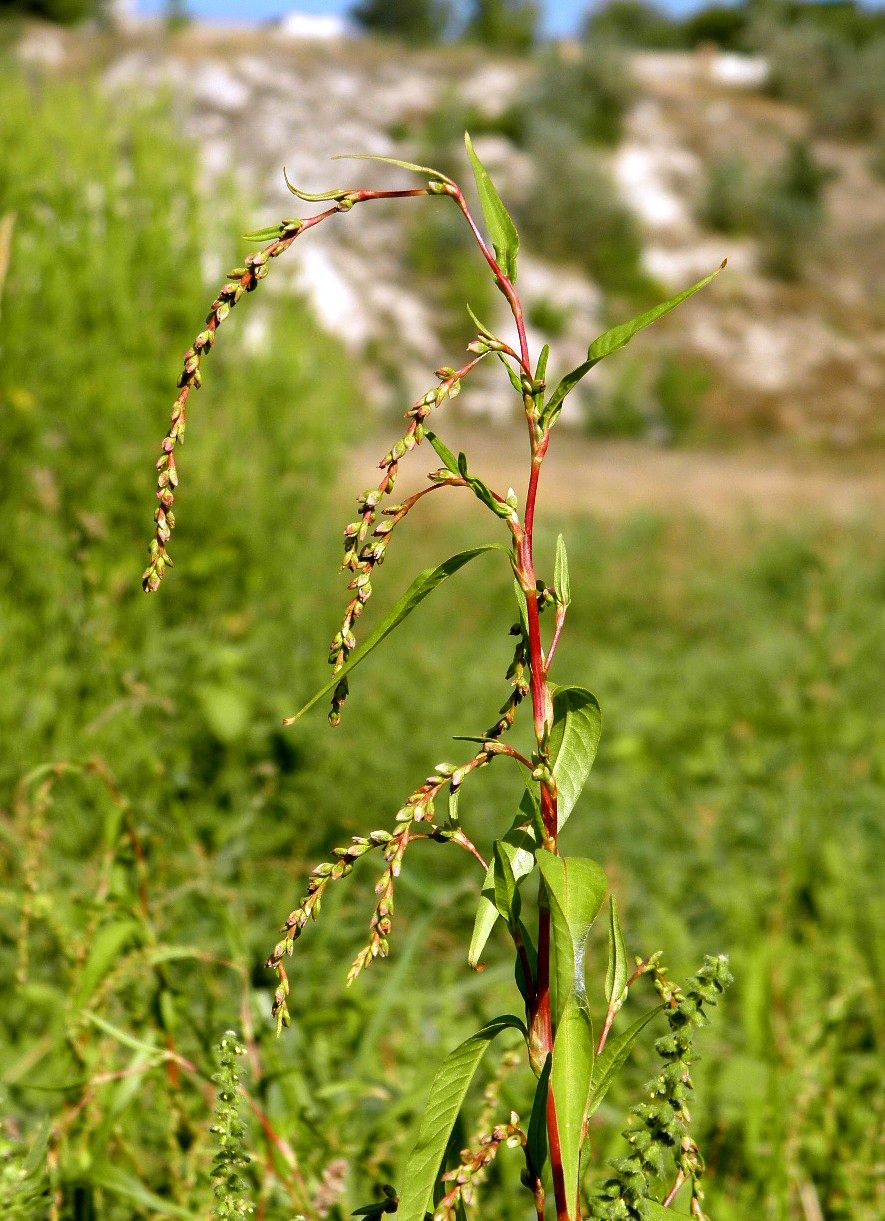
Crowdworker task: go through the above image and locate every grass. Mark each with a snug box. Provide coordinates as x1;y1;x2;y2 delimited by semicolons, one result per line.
1;61;882;1221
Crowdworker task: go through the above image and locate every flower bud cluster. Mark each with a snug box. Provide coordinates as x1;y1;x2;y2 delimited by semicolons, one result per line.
327;371;466;725
484;621;530;740
209;1030;254;1218
435;1112;526;1220
589;954;733;1220
143;226;302;594
265;829;391;1030
348;747;491;983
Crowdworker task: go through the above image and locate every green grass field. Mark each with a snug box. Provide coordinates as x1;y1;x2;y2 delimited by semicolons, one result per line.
0;65;881;1219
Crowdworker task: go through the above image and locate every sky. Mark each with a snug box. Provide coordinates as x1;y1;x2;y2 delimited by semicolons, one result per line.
136;0;718;36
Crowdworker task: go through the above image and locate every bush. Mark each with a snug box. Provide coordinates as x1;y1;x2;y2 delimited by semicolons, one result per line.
699;155;758;235
583;0;680;50
525;43;635;148
349;0;451;43
758;139;833;280
462;0;539;52
754;11;885;141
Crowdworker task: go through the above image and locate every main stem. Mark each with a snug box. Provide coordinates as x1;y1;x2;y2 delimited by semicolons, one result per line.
458;178;570;1210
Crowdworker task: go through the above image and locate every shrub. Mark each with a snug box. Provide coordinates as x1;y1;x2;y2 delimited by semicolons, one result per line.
462;0;539;53
758;138;833;280
350;0;452;43
699;155;758;235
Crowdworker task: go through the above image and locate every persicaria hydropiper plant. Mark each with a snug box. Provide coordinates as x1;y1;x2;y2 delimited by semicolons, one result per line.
144;137;732;1220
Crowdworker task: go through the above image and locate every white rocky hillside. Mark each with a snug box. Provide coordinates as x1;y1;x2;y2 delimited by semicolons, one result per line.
20;22;885;446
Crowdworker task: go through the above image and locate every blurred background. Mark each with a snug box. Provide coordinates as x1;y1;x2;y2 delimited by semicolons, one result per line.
0;1;882;1217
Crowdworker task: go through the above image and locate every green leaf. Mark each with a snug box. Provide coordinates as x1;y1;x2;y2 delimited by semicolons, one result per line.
551;997;595;1219
72;920;142;1011
554;534;571;608
468;810;538;967
587;261;725;364
89;1165;193;1217
467;302;495;340
282;165;354;201
549;686;602;831
544;262;725;424
21;1118;50;1177
332;153;452;183
535;343;550;384
638;1200;680;1219
493;840;521;925
543;358;595;425
397;1015;527;1221
241;223;289;241
586;1006;662;1121
526;1052;552;1179
284;544;505;724
464;132;520;283
605;895;628;1010
537;851;607;1028
425;430;459;475
497;348;524;392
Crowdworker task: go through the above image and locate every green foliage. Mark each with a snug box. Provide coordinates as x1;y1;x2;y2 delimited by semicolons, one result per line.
2;0;100;23
524;45;636;149
759;139;833;281
589;957;733;1219
583;1;682;50
350;0;452;43
397;1015;526;1221
699;155;757;236
653;354;712;443
2;53;881;1221
210;1033;254;1218
462;0;539;53
0;1121;50;1216
752;7;885;141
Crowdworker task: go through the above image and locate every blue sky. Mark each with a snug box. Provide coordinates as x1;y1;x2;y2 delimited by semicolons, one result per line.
137;1;718;36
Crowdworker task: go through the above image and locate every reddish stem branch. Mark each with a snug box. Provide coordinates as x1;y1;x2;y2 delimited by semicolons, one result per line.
448;186;531;374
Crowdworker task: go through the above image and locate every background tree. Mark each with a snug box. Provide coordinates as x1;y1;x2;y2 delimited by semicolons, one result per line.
350;0;451;44
0;0;102;22
463;0;539;53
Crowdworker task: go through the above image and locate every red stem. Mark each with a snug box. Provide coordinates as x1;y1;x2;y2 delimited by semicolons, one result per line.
449;186;531;374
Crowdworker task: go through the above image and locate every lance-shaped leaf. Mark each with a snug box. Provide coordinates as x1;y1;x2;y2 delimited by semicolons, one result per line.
241;220;299;242
535;343;550;384
425;430;460;475
550;997;595;1219
585;1005;662;1121
468;807;538;967
526;1052;552;1180
537;851;607;1028
397;1015;527;1221
89;1165;192;1217
549;686;602;831
73;920;142;1012
467;301;496;340
426;432;514;521
493;840;522;925
605;894;628;1011
464;132;520;283
637;1200;679;1219
544;262;726;425
284;544;505;724
554;534;571;608
283;166;355;201
333;152;453;184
